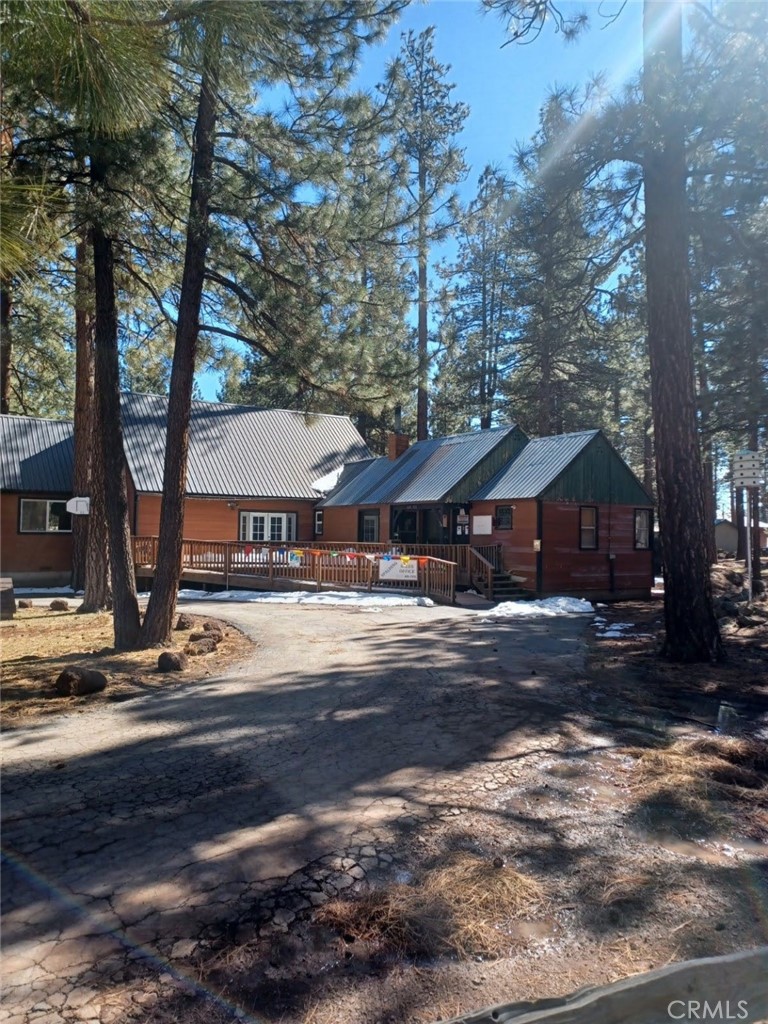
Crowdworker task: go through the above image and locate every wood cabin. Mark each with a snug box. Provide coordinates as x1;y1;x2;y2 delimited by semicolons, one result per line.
321;428;655;601
1;398;654;601
469;430;655;599
0;394;369;587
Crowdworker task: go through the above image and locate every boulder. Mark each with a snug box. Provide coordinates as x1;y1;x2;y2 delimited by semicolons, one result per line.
189;628;222;644
55;666;108;696
1;578;17;620
18;598;34;609
203;621;221;633
185;636;218;656
175;613;195;631
158;651;188;672
50;598;70;611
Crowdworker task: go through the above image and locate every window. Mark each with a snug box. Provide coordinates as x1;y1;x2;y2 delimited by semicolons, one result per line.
314;509;324;537
238;511;296;543
19;499;72;533
495;506;513;530
579;506;598;549
634;509;652;549
358;510;380;543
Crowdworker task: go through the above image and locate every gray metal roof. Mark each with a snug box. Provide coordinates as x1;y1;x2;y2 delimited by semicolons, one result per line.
472;430;599;500
121;393;370;498
320;426;519;507
0;414;74;492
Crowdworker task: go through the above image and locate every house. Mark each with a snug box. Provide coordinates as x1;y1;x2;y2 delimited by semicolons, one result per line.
318;424;529;546
715;519;739;556
1;398;655;600
0;394;369;585
322;428;655;600
469;430;654;598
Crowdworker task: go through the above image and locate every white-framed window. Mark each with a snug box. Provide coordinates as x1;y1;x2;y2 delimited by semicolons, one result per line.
358;510;379;543
19;498;72;533
579;506;598;550
314;509;324;537
239;511;296;544
634;509;652;550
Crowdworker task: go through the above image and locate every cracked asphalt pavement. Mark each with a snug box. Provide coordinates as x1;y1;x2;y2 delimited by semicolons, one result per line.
1;599;588;1023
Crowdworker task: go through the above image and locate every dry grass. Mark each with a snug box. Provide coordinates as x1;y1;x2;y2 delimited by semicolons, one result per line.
316;853;547;959
1;606;254;721
624;736;768;813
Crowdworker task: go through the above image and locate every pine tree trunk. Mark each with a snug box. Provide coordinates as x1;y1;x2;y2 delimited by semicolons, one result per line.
71;237;94;591
79;377;112;614
642;0;722;662
1;276;11;414
91;219;140;649
140;33;220;646
416;155;429;441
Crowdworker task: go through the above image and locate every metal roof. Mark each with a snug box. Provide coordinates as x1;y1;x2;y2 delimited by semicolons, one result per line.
0;414;74;492
320;426;519;507
121;393;370;498
472;430;600;500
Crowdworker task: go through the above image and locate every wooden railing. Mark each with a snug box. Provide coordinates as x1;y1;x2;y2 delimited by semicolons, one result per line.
469;547;496;600
132;538;458;604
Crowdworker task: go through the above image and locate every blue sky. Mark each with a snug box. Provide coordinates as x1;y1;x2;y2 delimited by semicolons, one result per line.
199;0;646;400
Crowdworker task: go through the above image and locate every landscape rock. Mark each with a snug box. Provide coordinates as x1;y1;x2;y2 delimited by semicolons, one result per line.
18;598;34;609
185;637;218;656
55;667;108;697
190;628;223;644
175;613;195;631
49;598;70;612
157;651;188;672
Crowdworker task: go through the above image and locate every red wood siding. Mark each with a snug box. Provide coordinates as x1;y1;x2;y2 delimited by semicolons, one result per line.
136;495;316;542
321;505;390;543
0;493;73;573
541;501;652;596
470;499;538;582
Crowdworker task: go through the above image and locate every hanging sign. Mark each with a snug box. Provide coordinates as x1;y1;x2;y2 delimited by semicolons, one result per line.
378;558;418;582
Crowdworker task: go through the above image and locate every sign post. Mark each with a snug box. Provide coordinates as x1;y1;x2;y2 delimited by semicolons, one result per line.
731;451;763;605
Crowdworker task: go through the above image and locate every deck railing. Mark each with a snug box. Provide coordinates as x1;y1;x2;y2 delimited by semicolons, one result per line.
469;547;496;600
132;537;459;604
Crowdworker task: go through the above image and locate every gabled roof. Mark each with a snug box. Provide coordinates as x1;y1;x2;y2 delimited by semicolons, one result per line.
1;396;370;501
472;431;600;500
0;414;74;492
320;425;520;507
121;393;370;498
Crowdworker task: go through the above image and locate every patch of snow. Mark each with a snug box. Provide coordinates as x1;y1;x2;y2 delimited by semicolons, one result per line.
169;589;434;608
480;596;594;619
310;466;344;493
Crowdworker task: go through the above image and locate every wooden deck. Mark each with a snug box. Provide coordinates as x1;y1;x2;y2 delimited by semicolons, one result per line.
132;538;462;605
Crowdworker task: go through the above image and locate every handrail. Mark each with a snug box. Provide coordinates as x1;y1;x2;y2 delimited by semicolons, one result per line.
469;547;495;601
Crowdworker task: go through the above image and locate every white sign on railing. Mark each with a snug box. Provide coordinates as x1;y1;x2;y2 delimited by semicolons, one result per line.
378;558;418;582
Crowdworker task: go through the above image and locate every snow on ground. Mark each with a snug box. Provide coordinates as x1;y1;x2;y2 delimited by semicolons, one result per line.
479;596;594;619
151;589;436;608
594;621;653;639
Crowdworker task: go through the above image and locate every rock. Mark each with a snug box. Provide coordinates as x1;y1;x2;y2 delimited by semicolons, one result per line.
1;578;17;620
737;614;765;628
725;570;744;587
18;598;34;609
175;613;195;631
55;667;108;696
753;580;766;596
185;637;217;656
49;598;69;611
157;651;188;672
716;598;741;619
189;629;222;644
203;621;221;633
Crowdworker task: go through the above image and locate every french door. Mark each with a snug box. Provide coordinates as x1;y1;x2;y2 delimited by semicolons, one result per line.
239;512;296;544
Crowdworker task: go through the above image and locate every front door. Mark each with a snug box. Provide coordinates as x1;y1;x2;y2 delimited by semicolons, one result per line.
241;512;295;544
451;506;471;544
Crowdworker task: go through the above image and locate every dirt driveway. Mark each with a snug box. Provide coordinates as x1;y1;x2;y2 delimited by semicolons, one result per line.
2;600;587;1022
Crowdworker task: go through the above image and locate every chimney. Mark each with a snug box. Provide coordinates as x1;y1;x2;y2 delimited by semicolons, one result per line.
388;404;409;459
388;433;410;460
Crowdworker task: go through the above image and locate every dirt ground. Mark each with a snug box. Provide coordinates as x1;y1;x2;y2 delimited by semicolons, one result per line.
2;577;767;1024
0;605;254;722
